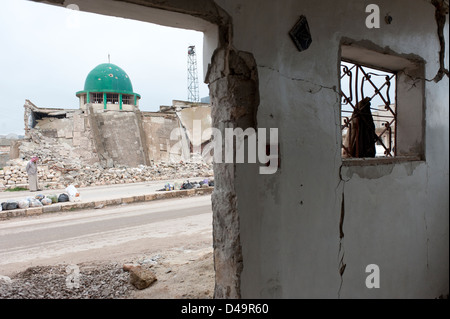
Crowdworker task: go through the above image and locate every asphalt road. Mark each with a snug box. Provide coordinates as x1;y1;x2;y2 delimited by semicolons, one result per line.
0;195;212;276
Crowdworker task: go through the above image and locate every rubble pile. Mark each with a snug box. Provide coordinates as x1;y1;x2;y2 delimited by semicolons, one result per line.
0;263;131;299
0;130;213;191
0;160;213;191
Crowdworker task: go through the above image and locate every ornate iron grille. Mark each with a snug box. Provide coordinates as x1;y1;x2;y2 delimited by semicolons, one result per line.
340;61;396;158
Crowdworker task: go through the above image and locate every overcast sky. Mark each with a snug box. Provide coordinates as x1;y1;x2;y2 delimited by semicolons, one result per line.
0;0;208;135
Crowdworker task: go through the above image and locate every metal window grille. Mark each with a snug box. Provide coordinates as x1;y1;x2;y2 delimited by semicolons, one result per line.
106;93;119;104
340;61;396;158
90;92;103;104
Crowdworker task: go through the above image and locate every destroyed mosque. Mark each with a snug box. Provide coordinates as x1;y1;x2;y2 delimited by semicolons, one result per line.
22;62;211;168
1;0;448;300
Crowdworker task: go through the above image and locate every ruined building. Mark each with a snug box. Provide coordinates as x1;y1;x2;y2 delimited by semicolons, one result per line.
21;0;450;299
21;62;212;168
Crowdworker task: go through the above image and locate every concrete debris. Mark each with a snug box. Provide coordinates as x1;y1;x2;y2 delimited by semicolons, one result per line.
0;263;131;299
122;263;140;272
0;159;213;192
129;266;157;290
140;255;162;266
0;275;12;284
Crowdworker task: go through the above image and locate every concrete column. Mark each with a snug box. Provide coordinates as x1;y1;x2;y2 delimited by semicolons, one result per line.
207;47;259;299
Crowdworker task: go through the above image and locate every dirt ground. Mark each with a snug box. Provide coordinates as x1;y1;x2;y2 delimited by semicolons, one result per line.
0;206;215;299
0;197;215;299
0;240;215;299
127;246;215;299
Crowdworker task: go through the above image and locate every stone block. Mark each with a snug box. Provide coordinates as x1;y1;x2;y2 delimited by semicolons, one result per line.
61;203;78;211
129;266;157;290
76;202;95;210
133;195;145;202
43;204;62;213
26;207;43;216
121;196;135;204
94;200;106;208
176;190;189;197
105;198;122;206
7;209;26;218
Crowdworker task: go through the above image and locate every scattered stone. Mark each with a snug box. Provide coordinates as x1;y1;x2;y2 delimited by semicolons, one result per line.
141;254;161;266
0;275;12;284
129;266;157;290
122;263;139;272
0;263;131;299
2;150;213;191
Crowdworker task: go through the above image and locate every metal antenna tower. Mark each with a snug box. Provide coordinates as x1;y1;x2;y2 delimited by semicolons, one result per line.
187;45;200;102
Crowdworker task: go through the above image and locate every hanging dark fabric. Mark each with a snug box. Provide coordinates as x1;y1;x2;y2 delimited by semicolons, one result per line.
344;97;377;158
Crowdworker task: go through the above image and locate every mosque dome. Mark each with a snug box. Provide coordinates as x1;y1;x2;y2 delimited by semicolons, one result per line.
76;63;140;110
83;63;134;94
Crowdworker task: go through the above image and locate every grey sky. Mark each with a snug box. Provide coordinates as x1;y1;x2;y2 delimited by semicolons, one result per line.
0;0;208;135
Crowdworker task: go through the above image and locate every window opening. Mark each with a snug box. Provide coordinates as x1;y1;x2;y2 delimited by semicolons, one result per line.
90;92;104;104
122;94;134;105
340;61;396;158
106;93;119;104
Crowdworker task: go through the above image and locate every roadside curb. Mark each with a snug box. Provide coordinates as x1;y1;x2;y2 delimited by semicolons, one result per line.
0;187;214;220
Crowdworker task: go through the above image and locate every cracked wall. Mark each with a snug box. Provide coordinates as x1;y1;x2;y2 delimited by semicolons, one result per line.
222;0;449;298
207;47;259;298
32;0;248;299
33;0;449;298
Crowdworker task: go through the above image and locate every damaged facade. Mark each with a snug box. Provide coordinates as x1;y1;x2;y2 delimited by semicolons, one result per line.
26;0;449;299
21;62;212;168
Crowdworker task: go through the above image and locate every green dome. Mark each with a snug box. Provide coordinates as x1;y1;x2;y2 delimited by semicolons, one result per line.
77;63;138;95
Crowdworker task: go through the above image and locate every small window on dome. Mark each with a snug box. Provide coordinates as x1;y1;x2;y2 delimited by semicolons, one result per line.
90;92;103;104
106;93;119;104
122;95;134;105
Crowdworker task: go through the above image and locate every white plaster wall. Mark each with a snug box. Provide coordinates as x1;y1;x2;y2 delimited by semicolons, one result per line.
36;0;448;298
216;0;449;298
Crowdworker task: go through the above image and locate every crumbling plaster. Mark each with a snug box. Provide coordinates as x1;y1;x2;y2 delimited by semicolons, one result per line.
32;0;449;298
33;0;249;299
218;0;448;298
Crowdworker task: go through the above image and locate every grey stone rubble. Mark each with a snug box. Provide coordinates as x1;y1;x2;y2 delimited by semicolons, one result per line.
0;253;176;299
0;128;213;191
0;159;213;191
0;263;133;299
